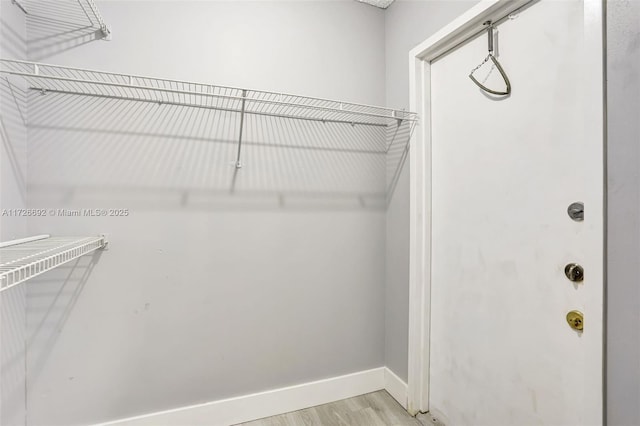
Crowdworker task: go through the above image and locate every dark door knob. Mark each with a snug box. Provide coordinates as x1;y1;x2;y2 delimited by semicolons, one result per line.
564;263;584;282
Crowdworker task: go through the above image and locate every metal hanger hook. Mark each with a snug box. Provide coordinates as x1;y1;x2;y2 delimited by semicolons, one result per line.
468;20;512;96
484;21;494;54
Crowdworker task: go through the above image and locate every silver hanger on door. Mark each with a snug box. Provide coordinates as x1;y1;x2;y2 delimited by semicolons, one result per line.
469;21;511;96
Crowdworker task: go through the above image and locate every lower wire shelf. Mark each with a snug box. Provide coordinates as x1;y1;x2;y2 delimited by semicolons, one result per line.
0;234;107;293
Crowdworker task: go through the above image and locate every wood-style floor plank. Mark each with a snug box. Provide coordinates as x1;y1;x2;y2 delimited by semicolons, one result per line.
237;390;423;426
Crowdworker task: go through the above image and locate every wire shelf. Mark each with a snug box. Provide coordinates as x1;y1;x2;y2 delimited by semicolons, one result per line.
84;0;111;38
0;235;106;293
0;59;417;127
15;0;111;39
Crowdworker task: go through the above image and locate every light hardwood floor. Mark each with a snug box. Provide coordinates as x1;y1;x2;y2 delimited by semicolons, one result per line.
237;390;424;426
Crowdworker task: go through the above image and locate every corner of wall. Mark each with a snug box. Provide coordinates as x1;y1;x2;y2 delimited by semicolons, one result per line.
0;1;28;424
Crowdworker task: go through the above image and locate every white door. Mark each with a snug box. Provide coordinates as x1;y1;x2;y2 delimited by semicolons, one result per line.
429;0;603;425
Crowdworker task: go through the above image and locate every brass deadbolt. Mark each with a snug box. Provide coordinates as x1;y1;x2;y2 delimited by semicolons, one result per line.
566;310;584;331
564;263;584;282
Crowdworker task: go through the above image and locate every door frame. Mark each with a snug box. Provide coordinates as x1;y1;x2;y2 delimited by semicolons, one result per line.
407;0;606;418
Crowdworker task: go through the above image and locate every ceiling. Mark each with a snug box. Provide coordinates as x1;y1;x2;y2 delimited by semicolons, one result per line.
356;0;396;9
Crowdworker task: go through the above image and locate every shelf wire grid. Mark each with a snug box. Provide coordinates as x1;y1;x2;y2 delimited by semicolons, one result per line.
84;0;111;36
18;0;111;37
0;236;106;293
0;59;418;127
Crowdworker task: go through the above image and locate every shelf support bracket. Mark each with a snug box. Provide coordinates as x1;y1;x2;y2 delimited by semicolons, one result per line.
100;25;112;41
235;89;247;169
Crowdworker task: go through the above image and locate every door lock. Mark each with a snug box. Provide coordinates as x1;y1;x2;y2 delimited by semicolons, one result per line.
566;310;584;331
567;202;584;221
564;263;584;282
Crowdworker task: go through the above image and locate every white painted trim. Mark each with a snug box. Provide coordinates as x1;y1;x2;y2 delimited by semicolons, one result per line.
408;0;605;419
383;368;408;410
408;53;431;416
582;0;606;423
94;368;386;426
409;0;533;62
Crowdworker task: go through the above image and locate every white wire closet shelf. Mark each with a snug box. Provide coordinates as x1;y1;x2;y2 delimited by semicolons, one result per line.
0;235;107;293
0;59;417;127
12;0;111;39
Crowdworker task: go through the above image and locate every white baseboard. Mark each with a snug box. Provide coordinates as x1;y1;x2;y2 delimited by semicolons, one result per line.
96;367;387;426
384;368;409;409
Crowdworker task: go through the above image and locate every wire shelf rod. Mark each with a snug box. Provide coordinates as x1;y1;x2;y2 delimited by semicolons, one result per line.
11;0;28;14
0;234;49;249
26;87;390;127
0;59;417;122
9;71;414;122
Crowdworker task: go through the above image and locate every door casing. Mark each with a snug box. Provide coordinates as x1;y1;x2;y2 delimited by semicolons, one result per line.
407;0;606;420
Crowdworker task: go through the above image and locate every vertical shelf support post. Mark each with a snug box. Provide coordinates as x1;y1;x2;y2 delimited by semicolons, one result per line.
235;89;247;169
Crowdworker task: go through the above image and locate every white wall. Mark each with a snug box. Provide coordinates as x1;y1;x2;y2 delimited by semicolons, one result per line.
606;0;640;424
0;1;28;425
383;0;478;382
22;1;389;425
0;0;27;239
